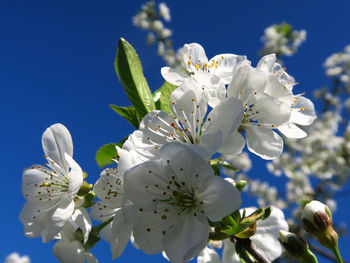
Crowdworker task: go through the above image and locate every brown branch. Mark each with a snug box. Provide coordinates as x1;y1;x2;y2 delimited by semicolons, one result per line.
234;237;271;263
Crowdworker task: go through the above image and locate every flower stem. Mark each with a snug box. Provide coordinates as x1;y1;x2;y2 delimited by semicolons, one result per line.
331;245;344;263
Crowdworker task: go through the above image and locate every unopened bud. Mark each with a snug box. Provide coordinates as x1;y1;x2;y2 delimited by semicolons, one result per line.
301;200;332;233
301;200;339;251
279;230;317;263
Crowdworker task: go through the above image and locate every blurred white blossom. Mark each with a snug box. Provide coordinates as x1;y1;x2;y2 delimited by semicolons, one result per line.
5;253;30;263
260;23;306;57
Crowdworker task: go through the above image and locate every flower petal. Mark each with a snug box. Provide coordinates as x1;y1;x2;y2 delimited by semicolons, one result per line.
42;196;75;242
124;160;169;211
222;239;240;263
53;239;85;263
278;122;307;138
256;54;276;73
163;213;209;263
197;246;221;263
161;67;188;86
202;97;244;142
246;127;283;160
290;96;316;126
198;176;241;221
71;208;92;244
65;153;83;197
110;209;133;259
218;131;246;155
210;54;249;84
133;211;176;255
42;123;73;172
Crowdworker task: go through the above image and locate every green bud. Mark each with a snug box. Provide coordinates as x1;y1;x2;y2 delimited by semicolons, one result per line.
279;230;318;263
77;181;94;197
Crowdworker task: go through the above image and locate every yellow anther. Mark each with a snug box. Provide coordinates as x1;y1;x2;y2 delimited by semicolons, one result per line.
189;56;192;59
221;56;224;60
188;61;192;65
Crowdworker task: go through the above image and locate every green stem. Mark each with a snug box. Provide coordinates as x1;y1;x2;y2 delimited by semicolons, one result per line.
331;245;344;263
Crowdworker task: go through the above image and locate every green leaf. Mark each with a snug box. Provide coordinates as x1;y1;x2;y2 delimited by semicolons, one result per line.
210;158;240;172
153;81;177;114
95;143;118;168
235;242;255;263
110;104;143;128
115;38;155;117
261;206;272;220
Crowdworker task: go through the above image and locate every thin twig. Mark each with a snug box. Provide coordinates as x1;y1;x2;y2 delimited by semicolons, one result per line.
234;237;271;263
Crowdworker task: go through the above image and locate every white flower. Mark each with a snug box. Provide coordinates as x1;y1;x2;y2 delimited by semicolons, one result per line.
161;43;249;107
227;60;292;159
20;123;83;242
159;2;171;22
117;79;244;173
256;54;316;139
90;168;132;259
124;142;242;263
53;208;98;263
197;206;289;263
5;253;30;263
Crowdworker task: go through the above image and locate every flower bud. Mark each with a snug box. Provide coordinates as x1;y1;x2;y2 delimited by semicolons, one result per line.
279;230;317;263
301;200;332;233
301;200;339;250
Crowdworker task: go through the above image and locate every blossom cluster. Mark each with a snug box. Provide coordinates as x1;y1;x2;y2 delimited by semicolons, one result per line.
132;1;176;66
19;37;319;262
324;44;350;93
260;22;307;58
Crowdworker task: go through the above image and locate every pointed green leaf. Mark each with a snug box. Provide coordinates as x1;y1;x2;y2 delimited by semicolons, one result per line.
95;143;118;168
210;158;240;172
110;104;143;128
153;81;177;114
115;38;155;116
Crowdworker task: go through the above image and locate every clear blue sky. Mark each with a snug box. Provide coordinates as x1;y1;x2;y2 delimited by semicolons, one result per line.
1;0;350;262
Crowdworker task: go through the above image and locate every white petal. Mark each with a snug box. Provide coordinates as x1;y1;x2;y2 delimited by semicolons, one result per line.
71;208;92;244
246;127;283;160
210;54;249;84
171;79;208;123
42;197;75;242
110;209;133;259
278;122;307;138
65;153;83;196
160;141;211;161
160;142;214;187
218;132;245;155
163;213;209;263
197;246;220;263
53;240;85;263
42;123;73;172
22;166;62;202
251;234;282;261
161;67;188;86
253;92;291;127
222;239;240;263
124;160;169;211
182;43;208;72
133;211;176;255
20;200;57;224
197;176;241;221
290;96;317;126
256;54;276;73
202;97;244;142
